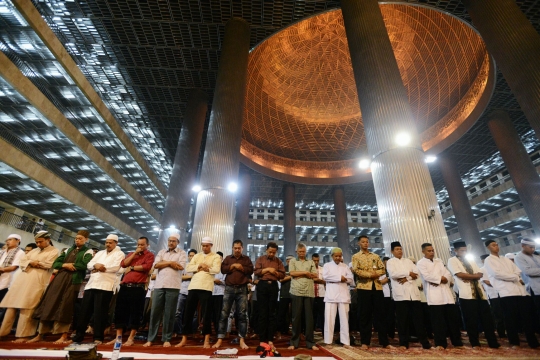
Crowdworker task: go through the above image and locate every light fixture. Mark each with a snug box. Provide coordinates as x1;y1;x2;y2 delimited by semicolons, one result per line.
395;132;411;146
153;227;160;231
227;182;238;192
169;225;176;230
358;158;370;170
192;185;201;192
535;238;540;244
465;253;475;261
425;155;437;163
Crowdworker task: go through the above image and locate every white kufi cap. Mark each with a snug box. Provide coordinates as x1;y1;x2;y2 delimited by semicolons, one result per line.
201;237;213;245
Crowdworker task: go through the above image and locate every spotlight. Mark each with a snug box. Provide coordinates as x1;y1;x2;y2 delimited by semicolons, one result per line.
192;185;201;192
395;132;411;146
425;155;437;163
227;182;238;192
153;227;160;231
358;158;371;169
169;225;176;230
465;253;475;261
535;238;540;244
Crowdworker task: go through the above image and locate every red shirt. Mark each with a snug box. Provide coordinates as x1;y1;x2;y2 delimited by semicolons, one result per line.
121;250;155;284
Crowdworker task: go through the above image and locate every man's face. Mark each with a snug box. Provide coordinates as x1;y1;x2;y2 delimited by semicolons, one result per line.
392;246;403;259
359;237;369;251
332;252;343;264
35;237;49;250
487;242;499;254
105;239;117;252
168;237;179;251
75;234;88;248
25;246;33;254
5;237;19;249
202;243;212;254
312;256;320;267
266;246;277;259
137;239;148;252
522;244;536;256
188;251;196;261
423;245;435;260
296;247;306;259
233;243;243;257
455;247;467;258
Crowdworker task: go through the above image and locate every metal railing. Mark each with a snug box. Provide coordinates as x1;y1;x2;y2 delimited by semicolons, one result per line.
0;210;75;246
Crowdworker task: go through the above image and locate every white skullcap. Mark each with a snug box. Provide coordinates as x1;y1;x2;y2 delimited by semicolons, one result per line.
521;238;537;246
286;255;295;260
201;237;213;245
6;234;21;241
169;233;181;240
505;253;516;260
34;230;50;239
106;234;119;242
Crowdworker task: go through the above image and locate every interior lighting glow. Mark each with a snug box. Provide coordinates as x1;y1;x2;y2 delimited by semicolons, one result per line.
425;155;437;163
227;182;238;192
465;253;475;261
192;185;201;192
358;158;370;169
153;227;160;231
395;132;411;146
535;238;540;244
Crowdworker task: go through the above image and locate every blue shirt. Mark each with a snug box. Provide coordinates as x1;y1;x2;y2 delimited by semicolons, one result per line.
515;252;540;295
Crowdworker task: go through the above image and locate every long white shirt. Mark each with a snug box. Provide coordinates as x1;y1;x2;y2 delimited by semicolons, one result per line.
212;271;226;296
314;265;326;298
514;252;540;295
0;249;24;290
322;261;353;304
417;257;454;305
387;257;422;301
480;266;499;299
86;246;125;292
447;256;487;300
484;254;528;297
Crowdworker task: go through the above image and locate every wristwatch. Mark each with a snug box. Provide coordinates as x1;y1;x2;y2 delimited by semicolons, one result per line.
130;266;134;271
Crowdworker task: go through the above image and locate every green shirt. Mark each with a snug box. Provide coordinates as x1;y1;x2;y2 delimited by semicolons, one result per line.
53;245;93;284
289;258;317;297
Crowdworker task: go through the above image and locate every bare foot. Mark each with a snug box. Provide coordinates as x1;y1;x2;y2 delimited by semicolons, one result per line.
26;334;43;343
343;345;354;350
360;344;369;350
143;341;152;347
399;346;407;350
103;327;110;336
175;336;187;347
94;340;102;345
326;344;334;349
163;341;171;347
86;326;94;334
106;338;117;345
287;345;296;350
212;339;222;348
433;346;445;350
384;344;395;349
124;337;135;346
240;338;249;350
203;341;211;349
53;337;72;345
13;338;28;343
311;345;319;350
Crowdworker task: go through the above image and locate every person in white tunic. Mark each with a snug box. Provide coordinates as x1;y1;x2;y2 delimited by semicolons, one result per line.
0;231;59;342
0;234;25;302
479;254;506;339
386;241;431;349
447;241;499;349
322;247;354;348
514;238;540;327
417;243;463;349
483;239;539;348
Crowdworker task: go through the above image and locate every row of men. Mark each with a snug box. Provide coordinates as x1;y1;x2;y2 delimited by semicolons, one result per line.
0;231;539;351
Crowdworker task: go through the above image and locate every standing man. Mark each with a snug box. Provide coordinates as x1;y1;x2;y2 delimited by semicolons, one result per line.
0;231;59;342
288;243;318;350
176;237;221;348
174;249;197;336
386;241;431;350
73;234;125;344
484;239;539;348
213;239;253;350
0;234;25;302
351;235;390;349
514;238;540;326
417;243;462;350
107;236;155;346
276;255;293;339
143;233;186;347
447;242;499;349
312;253;326;333
479;254;506;339
30;230;93;344
322;247;354;348
254;242;285;348
211;252;226;334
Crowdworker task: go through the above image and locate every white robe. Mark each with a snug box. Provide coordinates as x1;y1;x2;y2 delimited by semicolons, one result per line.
387;257;421;301
322;261;353;303
417;257;454;306
483;254;528;297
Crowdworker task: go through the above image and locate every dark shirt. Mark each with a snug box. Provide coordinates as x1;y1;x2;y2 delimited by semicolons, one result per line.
280;265;291;299
121;249;155;284
221;254;254;286
254;255;285;281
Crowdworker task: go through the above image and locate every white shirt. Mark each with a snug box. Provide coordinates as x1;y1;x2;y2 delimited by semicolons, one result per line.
387;257;421;301
514;252;540;295
180;269;192;295
0;249;24;290
322;261;353;304
314;265;326;298
380;274;391;297
484;254;528;297
154;248;187;290
417;257;455;305
480;266;499;299
86;246;125;292
212;272;226;296
186;252;221;292
447;256;487;300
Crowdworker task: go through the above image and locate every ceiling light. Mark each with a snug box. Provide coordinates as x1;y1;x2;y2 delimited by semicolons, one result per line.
535;238;540;244
192;185;201;192
425;155;437;163
153;227;160;231
227;182;238;192
395;132;411;146
169;225;176;230
358;158;370;169
465;253;475;261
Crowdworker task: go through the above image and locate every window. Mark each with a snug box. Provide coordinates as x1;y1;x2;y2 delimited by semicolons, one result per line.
310;217;317;221
249;215;253;219
257;209;264;213
299;217;306;221
278;216;284;220
503;238;510;246
257;215;264;219
331;217;335;222
351;212;357;216
279;210;284;213
502;170;509;176
249;209;254;213
371;212;377;216
331;212;335;215
300;211;306;214
479;182;487;188
321;211;327;215
352;219;358;222
361;212;367;216
310;211;317;215
268;216;274;220
321;217;327;222
490;176;499;182
268;209;275;213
